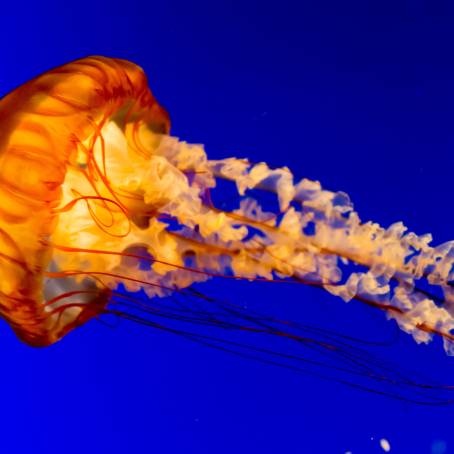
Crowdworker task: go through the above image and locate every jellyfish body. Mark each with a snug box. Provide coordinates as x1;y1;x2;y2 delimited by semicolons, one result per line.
0;57;168;345
0;55;453;364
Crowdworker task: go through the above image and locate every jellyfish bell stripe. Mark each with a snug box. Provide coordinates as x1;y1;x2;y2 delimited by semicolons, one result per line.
0;56;452;357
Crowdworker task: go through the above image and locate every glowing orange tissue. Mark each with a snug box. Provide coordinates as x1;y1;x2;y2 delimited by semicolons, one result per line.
0;55;453;360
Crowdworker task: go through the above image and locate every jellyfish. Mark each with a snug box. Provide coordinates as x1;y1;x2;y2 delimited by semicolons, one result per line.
0;56;453;403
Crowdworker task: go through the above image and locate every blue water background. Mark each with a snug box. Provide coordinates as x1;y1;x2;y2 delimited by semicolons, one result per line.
0;2;453;453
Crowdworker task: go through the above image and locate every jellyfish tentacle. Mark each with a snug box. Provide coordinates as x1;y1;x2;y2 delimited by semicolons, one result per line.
50;110;454;354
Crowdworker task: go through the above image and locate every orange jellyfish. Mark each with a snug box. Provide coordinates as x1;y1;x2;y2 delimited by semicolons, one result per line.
1;56;453;402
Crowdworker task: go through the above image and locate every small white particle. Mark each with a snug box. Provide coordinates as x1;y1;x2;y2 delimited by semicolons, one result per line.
380;438;391;452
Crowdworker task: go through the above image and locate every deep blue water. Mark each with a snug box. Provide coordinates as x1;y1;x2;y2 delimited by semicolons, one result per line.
1;1;454;453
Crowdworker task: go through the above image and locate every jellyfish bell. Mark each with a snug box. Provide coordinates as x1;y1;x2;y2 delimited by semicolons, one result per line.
0;56;453;402
0;56;169;345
